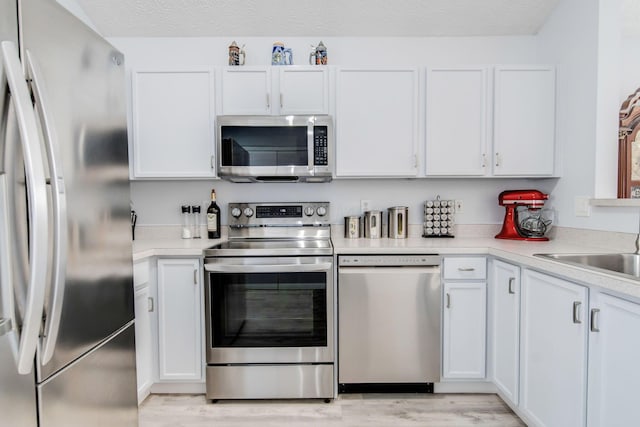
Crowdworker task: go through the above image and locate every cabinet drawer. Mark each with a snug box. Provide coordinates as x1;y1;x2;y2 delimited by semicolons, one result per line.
133;259;150;288
443;257;487;280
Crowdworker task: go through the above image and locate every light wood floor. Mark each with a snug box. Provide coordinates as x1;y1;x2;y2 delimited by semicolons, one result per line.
139;393;525;426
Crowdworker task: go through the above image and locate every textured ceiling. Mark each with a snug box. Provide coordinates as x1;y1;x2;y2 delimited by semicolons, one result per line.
74;0;566;37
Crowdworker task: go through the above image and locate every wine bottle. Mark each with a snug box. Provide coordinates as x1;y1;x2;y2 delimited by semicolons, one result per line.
206;189;221;239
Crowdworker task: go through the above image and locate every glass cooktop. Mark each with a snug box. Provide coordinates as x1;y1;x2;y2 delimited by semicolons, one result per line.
204;238;333;257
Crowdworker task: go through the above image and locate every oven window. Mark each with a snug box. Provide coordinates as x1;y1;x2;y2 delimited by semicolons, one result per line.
210;272;327;347
220;126;308;167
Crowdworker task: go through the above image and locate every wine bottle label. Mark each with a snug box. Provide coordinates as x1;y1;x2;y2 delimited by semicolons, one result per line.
207;213;218;232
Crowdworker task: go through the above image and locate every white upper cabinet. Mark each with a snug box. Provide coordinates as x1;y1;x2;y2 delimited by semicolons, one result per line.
426;67;489;176
131;69;216;179
493;66;556;176
278;67;329;115
221;66;329;116
335;68;419;177
221;67;271;115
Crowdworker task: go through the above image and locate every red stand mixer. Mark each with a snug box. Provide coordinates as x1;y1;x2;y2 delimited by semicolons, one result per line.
495;190;551;241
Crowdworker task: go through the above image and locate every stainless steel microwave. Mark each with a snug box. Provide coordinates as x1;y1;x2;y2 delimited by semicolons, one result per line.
216;115;333;182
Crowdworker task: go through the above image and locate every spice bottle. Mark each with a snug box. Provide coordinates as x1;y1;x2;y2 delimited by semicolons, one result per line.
192;205;202;239
181;205;192;239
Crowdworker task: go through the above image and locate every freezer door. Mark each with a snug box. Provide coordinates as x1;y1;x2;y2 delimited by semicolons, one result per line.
0;330;37;427
38;322;138;427
18;0;135;381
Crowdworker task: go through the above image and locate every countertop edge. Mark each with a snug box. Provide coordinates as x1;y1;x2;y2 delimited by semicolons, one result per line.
132;236;640;301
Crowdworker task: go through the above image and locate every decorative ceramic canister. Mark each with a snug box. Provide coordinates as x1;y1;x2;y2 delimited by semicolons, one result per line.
272;42;293;65
228;41;245;66
309;41;327;65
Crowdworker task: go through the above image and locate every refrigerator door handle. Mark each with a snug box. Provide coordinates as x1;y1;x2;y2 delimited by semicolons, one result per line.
25;51;67;365
1;41;50;375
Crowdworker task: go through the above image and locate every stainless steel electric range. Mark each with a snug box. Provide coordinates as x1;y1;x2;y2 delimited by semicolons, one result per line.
203;202;334;401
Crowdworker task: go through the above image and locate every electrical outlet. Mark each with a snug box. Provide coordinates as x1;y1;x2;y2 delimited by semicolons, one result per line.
360;200;371;212
454;200;464;213
574;196;591;217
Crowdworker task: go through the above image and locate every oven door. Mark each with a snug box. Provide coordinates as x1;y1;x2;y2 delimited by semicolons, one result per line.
204;256;333;364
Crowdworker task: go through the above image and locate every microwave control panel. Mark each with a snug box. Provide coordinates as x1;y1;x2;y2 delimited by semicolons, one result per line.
313;126;329;166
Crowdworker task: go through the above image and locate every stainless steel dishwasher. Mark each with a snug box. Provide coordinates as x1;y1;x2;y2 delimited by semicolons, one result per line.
338;254;441;393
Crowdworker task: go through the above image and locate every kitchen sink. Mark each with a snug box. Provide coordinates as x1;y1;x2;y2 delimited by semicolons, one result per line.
534;253;640;280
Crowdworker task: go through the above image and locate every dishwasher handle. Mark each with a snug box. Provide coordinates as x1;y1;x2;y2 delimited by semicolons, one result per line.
338;266;440;274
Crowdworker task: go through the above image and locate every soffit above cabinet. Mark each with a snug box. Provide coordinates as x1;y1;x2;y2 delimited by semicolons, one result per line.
73;0;564;37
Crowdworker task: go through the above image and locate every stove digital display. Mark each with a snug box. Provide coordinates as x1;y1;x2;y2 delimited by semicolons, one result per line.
256;205;303;218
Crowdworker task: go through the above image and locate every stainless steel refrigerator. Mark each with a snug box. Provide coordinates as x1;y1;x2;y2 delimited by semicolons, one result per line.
0;0;138;425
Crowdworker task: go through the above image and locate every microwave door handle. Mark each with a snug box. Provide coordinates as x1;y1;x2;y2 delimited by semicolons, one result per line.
205;262;333;274
25;51;67;365
1;41;49;375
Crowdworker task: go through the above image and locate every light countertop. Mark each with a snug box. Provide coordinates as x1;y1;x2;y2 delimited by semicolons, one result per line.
133;227;640;301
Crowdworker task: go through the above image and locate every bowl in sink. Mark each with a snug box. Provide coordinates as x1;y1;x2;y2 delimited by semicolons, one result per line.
534;253;640;280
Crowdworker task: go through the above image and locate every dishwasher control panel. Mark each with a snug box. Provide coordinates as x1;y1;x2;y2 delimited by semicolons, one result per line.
338;254;440;267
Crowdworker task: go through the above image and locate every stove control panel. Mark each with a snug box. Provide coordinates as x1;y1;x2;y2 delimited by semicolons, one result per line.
228;202;330;227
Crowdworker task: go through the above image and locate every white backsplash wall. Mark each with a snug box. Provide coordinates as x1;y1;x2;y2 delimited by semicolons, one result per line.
130;178;559;227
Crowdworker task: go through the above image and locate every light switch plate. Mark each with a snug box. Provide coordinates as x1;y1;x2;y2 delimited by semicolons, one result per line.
574;196;591;217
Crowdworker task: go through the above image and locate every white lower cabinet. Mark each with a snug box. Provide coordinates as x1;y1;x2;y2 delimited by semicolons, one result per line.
442;281;487;379
133;259;153;404
156;258;204;382
587;292;640;426
520;269;587;427
490;259;520;405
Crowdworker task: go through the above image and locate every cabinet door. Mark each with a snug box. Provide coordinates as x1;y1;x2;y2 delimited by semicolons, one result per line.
520;269;587;427
426;68;488;176
491;259;520;405
221;67;271;115
335;68;419;177
134;285;153;403
442;281;486;379
587;292;640;426
131;70;215;178
279;67;329;115
157;258;203;382
493;67;556;176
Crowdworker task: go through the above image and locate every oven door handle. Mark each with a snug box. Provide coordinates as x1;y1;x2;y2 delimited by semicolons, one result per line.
204;262;333;274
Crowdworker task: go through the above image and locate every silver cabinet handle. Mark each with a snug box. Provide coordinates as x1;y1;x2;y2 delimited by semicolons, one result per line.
210;155;215;169
148;297;154;312
481;153;487;168
1;41;49;375
266;93;270;108
591;308;600;332
458;267;475;272
193;269;198;285
446;293;451;308
280;93;283;109
508;277;516;294
495;152;501;167
573;301;582;324
26;51;67;365
0;318;12;337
